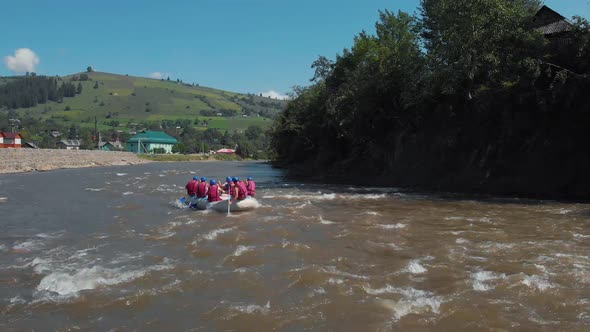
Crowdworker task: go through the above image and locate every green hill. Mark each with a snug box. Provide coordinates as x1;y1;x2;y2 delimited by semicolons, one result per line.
2;71;286;132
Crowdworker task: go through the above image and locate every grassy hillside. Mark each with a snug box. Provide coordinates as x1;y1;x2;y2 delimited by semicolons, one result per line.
8;71;286;132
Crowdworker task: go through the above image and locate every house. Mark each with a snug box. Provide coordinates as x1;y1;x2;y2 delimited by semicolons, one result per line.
23;142;39;149
216;148;235;154
126;130;178;154
0;132;23;148
99;141;124;151
56;139;82;150
533;5;574;46
50;131;62;139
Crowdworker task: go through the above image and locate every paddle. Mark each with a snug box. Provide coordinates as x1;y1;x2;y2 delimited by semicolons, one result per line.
227;182;232;215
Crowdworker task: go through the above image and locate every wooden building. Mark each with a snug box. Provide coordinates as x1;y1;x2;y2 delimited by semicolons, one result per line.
532;5;574;46
0;132;23;148
56;139;82;150
99;141;124;151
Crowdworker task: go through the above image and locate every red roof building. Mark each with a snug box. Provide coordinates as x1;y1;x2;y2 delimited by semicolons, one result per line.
0;132;23;148
216;148;235;154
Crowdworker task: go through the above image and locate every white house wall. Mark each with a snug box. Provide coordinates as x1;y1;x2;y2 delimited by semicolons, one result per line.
147;143;174;153
126;142;175;154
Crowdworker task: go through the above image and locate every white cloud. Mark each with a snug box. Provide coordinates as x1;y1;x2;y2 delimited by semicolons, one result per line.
149;72;170;80
260;90;289;100
4;48;40;73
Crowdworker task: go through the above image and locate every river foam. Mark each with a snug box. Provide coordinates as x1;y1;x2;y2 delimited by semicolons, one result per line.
35;258;174;299
231;301;271;315
202;227;236;241
364;285;443;320
404;260;427;274
471;270;506;291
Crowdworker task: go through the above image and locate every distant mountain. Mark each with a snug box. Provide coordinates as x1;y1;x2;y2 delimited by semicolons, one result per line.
1;71;286;132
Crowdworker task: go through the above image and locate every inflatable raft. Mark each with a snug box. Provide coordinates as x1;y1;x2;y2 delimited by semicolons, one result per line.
210;196;260;212
179;195;259;212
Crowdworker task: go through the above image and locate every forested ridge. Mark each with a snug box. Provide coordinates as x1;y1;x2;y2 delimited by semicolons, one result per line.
270;0;590;199
0;75;80;109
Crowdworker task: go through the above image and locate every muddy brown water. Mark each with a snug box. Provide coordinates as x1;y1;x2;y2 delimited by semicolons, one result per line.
0;162;589;331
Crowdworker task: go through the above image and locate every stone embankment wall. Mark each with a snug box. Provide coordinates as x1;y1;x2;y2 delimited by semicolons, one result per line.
0;149;148;174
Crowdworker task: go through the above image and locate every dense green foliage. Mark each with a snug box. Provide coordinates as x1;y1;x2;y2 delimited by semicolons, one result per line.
271;9;432;168
271;1;590;197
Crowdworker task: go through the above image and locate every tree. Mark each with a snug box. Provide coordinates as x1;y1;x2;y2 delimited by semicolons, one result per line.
236;141;254;158
221;130;233;146
68;124;78;139
310;56;334;82
270;9;426;168
172;143;188;154
420;0;543;98
245;125;263;140
87;66;94;72
93;81;99;89
77;82;83;94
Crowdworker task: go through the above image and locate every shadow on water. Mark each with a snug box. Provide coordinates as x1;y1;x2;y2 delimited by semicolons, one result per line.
281;174;585;207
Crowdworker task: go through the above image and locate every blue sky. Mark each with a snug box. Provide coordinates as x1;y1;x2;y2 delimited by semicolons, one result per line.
1;0;588;97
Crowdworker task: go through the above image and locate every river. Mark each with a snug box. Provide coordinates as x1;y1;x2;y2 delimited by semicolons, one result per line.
0;161;589;331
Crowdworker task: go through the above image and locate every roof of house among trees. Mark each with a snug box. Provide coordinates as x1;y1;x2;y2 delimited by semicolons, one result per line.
127;131;178;144
0;132;22;139
99;141;124;149
57;139;82;146
533;5;573;36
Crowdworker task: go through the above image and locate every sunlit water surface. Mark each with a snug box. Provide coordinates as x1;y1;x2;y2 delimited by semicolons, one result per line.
0;162;589;331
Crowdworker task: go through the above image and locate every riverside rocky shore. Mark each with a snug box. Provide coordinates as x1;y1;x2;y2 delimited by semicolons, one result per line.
0;149;149;174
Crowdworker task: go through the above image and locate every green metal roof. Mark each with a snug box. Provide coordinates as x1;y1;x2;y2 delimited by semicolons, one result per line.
127;131;178;144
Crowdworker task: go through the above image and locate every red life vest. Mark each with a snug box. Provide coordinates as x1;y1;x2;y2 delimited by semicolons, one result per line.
247;181;256;196
196;182;208;198
236;181;248;200
185;180;197;196
208;185;222;202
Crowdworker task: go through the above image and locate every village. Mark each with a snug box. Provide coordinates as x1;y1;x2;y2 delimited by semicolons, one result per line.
0;129;237;155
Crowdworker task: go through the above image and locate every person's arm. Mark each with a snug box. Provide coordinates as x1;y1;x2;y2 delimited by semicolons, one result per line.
233;186;239;203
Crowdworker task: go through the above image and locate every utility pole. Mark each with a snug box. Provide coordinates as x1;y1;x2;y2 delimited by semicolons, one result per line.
8;119;21;133
94;116;98;150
